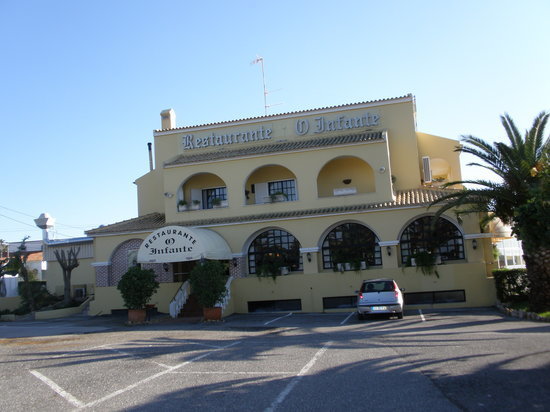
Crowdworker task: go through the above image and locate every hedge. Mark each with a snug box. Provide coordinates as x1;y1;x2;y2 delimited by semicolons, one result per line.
493;268;530;303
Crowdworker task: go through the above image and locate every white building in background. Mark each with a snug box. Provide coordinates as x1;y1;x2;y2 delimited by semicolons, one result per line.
489;218;525;269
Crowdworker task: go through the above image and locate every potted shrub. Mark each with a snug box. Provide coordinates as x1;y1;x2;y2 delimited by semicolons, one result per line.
212;197;223;208
178;199;188;211
409;250;440;277
191;199;201;210
117;266;160;323
256;248;287;280
270;191;288;202
189;260;228;320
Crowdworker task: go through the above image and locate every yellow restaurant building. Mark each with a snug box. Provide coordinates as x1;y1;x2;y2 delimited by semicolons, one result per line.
85;94;497;317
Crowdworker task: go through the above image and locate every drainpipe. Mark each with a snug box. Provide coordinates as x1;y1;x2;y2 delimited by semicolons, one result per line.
147;142;153;171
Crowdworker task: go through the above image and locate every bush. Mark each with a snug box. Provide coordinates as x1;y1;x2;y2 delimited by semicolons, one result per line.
17;281;60;314
117;266;160;309
189;260;228;308
493;268;530;303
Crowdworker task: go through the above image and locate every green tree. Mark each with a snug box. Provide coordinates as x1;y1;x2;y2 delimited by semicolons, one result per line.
0;239;8;272
4;237;36;311
432;112;549;312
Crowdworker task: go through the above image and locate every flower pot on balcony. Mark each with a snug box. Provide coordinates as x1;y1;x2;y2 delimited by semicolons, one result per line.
213;200;228;208
270;192;288;203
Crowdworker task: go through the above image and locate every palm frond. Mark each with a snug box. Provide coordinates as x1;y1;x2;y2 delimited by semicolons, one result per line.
528;112;549;161
501;113;523;150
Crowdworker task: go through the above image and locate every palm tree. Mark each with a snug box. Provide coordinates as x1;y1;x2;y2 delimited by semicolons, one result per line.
431;112;549;312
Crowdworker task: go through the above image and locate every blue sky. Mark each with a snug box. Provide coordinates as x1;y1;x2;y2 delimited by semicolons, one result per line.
1;0;548;242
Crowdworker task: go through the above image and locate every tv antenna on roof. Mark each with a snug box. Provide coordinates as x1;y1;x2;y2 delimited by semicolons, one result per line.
251;55;282;115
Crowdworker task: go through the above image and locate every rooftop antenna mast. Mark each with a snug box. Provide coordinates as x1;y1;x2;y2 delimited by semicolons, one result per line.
251;56;268;115
251;56;282;115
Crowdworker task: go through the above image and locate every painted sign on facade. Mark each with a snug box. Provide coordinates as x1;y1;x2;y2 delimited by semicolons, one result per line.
182;111;380;151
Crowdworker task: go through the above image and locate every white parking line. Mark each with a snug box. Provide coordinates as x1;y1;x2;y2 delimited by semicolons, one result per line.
105;347;172;369
418;309;426;322
84;340;241;409
30;340;241;410
264;312;293;325
265;342;333;412
30;370;85;408
170;371;295;375
340;312;355;325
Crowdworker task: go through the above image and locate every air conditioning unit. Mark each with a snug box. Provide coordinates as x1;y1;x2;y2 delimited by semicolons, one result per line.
422;156;432;184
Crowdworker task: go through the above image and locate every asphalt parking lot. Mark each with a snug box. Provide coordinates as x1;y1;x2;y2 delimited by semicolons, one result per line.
1;308;549;411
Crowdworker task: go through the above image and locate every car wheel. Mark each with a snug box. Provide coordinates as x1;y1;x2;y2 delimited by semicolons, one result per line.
397;312;403;319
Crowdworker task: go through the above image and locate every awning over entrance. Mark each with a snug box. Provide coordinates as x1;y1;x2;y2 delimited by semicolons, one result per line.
137;226;232;263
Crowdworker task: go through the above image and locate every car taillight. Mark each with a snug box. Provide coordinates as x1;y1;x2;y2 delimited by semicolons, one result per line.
359;293;363;299
394;291;399;298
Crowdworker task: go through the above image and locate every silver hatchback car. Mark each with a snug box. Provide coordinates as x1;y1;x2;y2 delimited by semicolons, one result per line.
357;278;404;319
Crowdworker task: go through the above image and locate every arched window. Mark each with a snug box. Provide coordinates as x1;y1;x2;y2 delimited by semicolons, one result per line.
400;216;464;264
248;229;302;276
321;223;382;270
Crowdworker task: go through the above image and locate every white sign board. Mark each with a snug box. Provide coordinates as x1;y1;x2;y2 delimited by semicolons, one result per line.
137;226;232;263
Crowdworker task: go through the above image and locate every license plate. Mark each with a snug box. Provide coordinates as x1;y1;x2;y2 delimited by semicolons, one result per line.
371;306;387;311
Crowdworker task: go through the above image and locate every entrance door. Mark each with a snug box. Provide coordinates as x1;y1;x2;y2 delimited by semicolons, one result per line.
172;261;197;282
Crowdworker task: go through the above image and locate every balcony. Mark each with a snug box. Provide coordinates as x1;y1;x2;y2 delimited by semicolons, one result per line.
245;165;297;206
317;156;375;198
178;172;228;211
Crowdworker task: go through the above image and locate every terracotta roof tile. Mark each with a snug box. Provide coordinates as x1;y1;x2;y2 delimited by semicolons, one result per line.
154;94;413;133
85;213;166;236
86;187;456;236
165;131;384;166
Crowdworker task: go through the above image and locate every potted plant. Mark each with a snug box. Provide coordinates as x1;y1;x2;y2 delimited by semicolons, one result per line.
212;197;223;208
256;248;287;280
409;250;440;277
189;260;228;320
117;266;160;323
178;199;188;211
270;191;288;202
191;199;201;210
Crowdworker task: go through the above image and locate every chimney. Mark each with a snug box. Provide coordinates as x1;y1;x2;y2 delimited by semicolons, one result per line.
160;109;176;130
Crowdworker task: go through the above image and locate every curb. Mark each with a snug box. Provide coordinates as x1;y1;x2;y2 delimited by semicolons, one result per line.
496;302;550;322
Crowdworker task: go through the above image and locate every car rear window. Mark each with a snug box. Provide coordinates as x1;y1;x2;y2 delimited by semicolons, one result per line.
361;281;395;293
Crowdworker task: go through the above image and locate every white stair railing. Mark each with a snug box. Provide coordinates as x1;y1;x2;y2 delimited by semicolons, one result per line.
215;276;234;315
169;280;190;318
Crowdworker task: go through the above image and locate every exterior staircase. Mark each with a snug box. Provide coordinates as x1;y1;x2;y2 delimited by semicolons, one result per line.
178;294;203;319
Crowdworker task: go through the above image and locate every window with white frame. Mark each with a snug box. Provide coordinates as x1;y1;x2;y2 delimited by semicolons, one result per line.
495;238;525;268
